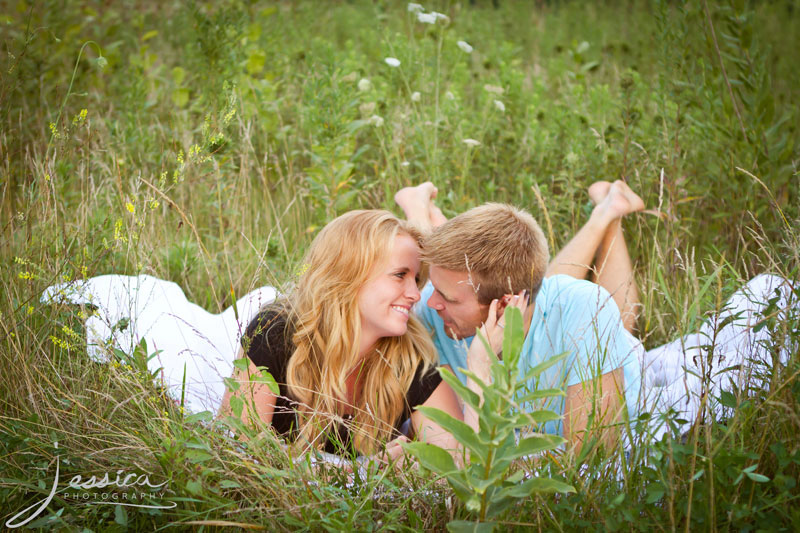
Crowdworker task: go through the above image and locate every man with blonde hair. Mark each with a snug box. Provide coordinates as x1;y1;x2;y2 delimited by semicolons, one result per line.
395;182;643;447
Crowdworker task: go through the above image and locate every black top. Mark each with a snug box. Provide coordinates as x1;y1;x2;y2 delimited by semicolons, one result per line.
242;309;442;454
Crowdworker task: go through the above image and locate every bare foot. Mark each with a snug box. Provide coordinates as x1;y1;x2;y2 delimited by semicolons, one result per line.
588;180;612;205
394;182;446;230
593;180;645;221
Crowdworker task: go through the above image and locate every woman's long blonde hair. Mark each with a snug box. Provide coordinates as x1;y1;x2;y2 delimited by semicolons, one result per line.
285;210;436;455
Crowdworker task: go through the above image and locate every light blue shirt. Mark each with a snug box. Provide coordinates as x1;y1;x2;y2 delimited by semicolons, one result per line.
416;275;642;434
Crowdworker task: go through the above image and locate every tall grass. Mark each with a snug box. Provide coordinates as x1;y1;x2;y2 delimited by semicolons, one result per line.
2;0;799;530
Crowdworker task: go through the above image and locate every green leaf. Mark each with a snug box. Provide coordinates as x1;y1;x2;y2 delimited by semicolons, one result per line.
223;376;240;393
744;471;770;483
502;306;524;369
439;367;480;410
403;441;457;474
114;504;128;526
499;476;575;498
246;50;266;75
229;395;244;419
447;520;496;533
506;434;565;460
521;350;570;381
232;358;250;372
253;368;280;395
520;409;562;426
516;388;566;403
171;66;185;85
185;449;213;463
185;479;203;495
219;480;241;489
415;406;486;461
172;88;189;108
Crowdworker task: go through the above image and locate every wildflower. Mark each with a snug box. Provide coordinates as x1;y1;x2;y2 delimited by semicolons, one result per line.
417;11;448;24
18;271;36;280
411;91;421;102
457;40;473;54
462;138;481;147
368;115;385;127
44;173;50;181
126;202;135;213
407;3;424;13
445;91;455;100
385;57;401;67
358;78;372;92
494;99;505;112
27;306;34;315
483;84;505;95
401;161;411;167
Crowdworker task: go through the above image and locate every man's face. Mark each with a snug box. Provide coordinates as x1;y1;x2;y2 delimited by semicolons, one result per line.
427;265;490;339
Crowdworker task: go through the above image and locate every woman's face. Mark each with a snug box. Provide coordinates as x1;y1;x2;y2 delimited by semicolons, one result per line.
357;233;422;342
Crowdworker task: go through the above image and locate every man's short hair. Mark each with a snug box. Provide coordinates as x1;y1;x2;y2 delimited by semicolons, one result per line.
421;203;550;304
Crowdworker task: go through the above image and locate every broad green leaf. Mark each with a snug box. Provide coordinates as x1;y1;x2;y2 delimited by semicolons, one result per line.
744;471;770;483
403;441;457;474
172;88;189;108
229;395;244;419
171;66;185;85
516;388;566;403
506;434;565;460
232;357;250;372
415;406;486;461
501;306;524;369
253;368;280;395
498;476;575;499
247;50;266;75
520;409;562;425
439;367;480;410
447;520;496;533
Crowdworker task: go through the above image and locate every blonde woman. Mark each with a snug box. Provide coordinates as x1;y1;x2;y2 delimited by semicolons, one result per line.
219;210;461;460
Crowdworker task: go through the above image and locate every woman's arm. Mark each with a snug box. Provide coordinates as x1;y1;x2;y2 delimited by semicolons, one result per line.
218;347;277;427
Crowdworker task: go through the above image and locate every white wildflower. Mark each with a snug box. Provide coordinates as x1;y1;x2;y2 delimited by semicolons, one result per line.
369;115;384;127
411;91;421;102
418;11;448;24
385;57;401;68
401;161;411;167
462;138;481;147
445;91;455;100
493;99;505;112
457;40;473;54
407;3;424;13
483;84;504;95
358;78;372;92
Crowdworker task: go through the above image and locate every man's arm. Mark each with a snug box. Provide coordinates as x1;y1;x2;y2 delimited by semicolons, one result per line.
563;367;625;450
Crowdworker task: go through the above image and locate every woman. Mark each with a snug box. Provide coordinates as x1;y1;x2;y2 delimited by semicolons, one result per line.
219;210;462;459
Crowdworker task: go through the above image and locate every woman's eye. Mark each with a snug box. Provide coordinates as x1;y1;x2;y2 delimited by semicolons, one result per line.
394;272;405;279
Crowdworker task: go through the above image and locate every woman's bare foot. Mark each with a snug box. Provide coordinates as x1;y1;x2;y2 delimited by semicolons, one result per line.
590;180;645;222
394;182;447;230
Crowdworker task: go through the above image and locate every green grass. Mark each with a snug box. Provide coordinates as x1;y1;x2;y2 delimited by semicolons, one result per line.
2;0;799;530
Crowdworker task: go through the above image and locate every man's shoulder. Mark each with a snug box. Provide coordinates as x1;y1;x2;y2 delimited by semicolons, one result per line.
537;275;613;310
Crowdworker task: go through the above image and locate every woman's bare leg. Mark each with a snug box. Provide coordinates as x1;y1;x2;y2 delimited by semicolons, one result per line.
547;180;643;332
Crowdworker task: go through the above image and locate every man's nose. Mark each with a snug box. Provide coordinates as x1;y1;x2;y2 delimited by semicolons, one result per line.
427;290;444;310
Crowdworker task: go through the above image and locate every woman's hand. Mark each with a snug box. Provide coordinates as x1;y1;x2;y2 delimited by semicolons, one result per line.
467;289;530;381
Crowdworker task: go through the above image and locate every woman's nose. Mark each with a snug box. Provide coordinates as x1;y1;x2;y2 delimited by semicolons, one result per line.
406;279;421;303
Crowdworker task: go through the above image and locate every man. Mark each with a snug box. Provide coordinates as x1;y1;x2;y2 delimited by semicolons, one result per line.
395;182;645;448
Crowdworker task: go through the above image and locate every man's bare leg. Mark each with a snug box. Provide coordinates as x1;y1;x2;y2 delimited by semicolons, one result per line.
394;182;448;235
547;180;644;332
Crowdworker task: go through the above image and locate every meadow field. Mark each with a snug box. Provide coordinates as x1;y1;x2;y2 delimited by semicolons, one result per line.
2;0;799;530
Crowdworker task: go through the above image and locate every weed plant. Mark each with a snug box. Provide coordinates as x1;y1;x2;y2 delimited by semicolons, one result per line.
1;0;799;530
